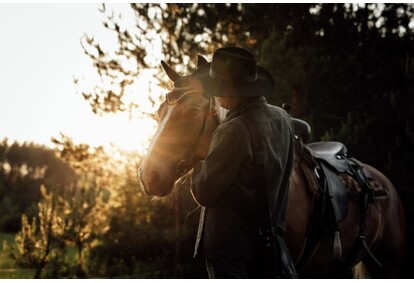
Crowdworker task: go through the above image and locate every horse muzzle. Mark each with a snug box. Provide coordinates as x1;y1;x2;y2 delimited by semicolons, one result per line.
138;164;173;197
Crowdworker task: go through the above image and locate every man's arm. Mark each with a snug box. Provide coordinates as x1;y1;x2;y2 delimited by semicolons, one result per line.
191;120;251;206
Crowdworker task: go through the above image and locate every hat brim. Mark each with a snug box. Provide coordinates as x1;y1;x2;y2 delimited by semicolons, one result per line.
190;63;275;97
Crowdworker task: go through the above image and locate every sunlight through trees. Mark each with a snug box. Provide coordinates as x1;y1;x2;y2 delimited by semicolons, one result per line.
1;3;413;278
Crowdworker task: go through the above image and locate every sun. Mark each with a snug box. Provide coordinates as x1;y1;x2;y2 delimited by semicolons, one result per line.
78;110;159;155
69;66;165;155
117;115;158;155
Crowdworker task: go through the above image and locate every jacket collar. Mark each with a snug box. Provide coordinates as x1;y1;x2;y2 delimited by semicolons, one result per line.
224;96;267;122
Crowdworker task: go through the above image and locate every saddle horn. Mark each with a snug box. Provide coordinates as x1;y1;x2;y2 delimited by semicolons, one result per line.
161;60;181;82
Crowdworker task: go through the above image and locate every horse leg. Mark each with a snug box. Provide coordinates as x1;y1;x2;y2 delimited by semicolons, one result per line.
361;204;406;278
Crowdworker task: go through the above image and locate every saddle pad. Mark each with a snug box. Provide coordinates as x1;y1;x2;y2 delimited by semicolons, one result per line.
338;173;389;199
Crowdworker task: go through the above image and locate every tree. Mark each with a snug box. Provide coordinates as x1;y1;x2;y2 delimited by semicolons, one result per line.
12;185;67;279
0;141;76;233
10;135;118;278
77;3;266;118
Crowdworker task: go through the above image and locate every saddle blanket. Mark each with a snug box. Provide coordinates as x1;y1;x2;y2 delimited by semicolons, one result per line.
338;173;389;200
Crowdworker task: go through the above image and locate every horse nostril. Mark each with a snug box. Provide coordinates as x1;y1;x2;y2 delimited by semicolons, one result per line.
139;166;169;196
142;169;162;191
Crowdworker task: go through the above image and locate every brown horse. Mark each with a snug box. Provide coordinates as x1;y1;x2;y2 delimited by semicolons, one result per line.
138;57;406;278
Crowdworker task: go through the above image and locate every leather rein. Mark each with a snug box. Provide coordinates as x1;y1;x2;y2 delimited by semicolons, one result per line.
165;86;218;177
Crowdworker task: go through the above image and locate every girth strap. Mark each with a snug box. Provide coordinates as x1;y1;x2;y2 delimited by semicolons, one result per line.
348;158;383;269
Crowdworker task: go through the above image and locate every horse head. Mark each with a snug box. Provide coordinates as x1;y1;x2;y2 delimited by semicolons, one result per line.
139;55;223;196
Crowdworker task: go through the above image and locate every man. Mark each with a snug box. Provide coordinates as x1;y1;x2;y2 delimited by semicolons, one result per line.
189;47;296;278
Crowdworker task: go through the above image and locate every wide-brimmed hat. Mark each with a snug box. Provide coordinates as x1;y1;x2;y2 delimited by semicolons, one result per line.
190;47;275;97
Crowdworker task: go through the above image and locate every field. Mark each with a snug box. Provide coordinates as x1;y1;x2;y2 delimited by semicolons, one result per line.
0;233;35;279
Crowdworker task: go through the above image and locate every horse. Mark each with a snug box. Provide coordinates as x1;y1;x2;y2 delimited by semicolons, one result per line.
138;56;406;278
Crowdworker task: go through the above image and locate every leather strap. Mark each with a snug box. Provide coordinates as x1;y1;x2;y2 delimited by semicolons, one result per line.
240;115;298;279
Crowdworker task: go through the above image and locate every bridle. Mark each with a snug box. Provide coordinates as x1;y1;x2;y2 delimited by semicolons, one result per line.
164;86;218;177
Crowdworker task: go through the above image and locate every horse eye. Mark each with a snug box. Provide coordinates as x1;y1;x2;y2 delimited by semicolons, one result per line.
185;107;201;117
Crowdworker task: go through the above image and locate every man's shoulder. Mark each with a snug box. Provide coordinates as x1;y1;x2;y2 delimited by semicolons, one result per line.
266;104;292;122
210;117;251;150
216;115;250;136
219;115;250;128
266;103;288;115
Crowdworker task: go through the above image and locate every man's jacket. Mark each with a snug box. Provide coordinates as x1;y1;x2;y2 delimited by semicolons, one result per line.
191;96;295;259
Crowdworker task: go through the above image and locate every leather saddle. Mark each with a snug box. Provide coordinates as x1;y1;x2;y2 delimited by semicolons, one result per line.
292;118;361;223
308;141;349;223
308;141;350;173
292;116;385;221
291;117;385;268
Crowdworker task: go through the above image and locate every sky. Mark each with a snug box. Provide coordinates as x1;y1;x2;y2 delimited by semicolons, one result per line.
0;3;157;152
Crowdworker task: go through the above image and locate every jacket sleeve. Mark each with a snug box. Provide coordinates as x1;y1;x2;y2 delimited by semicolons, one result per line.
191;120;251;206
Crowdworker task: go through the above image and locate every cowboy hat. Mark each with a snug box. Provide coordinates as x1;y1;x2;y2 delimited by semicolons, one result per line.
190;47;275;97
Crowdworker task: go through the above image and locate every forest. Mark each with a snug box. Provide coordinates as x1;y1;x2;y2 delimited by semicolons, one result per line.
0;3;413;278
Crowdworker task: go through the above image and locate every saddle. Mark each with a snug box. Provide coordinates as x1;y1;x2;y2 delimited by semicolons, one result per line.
292;118;387;269
292;120;388;207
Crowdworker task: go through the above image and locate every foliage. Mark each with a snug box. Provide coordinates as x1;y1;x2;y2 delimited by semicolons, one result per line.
78;3;414;138
78;3;258;117
24;134;203;278
0;232;35;278
0;140;76;233
84;152;204;278
11;186;68;278
8;135;122;278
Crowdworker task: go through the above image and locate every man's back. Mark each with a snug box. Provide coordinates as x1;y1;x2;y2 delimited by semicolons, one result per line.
252;101;294;225
189;46;295;278
192;97;294;259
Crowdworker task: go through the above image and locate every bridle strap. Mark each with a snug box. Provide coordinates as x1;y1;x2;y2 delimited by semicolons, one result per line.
166;86;197;105
175;95;218;177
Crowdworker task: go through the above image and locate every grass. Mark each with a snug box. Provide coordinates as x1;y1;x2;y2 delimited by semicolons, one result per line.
0;232;36;279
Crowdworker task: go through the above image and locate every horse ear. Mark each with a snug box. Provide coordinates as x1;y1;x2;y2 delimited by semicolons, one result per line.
161;60;181;82
197;55;208;68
